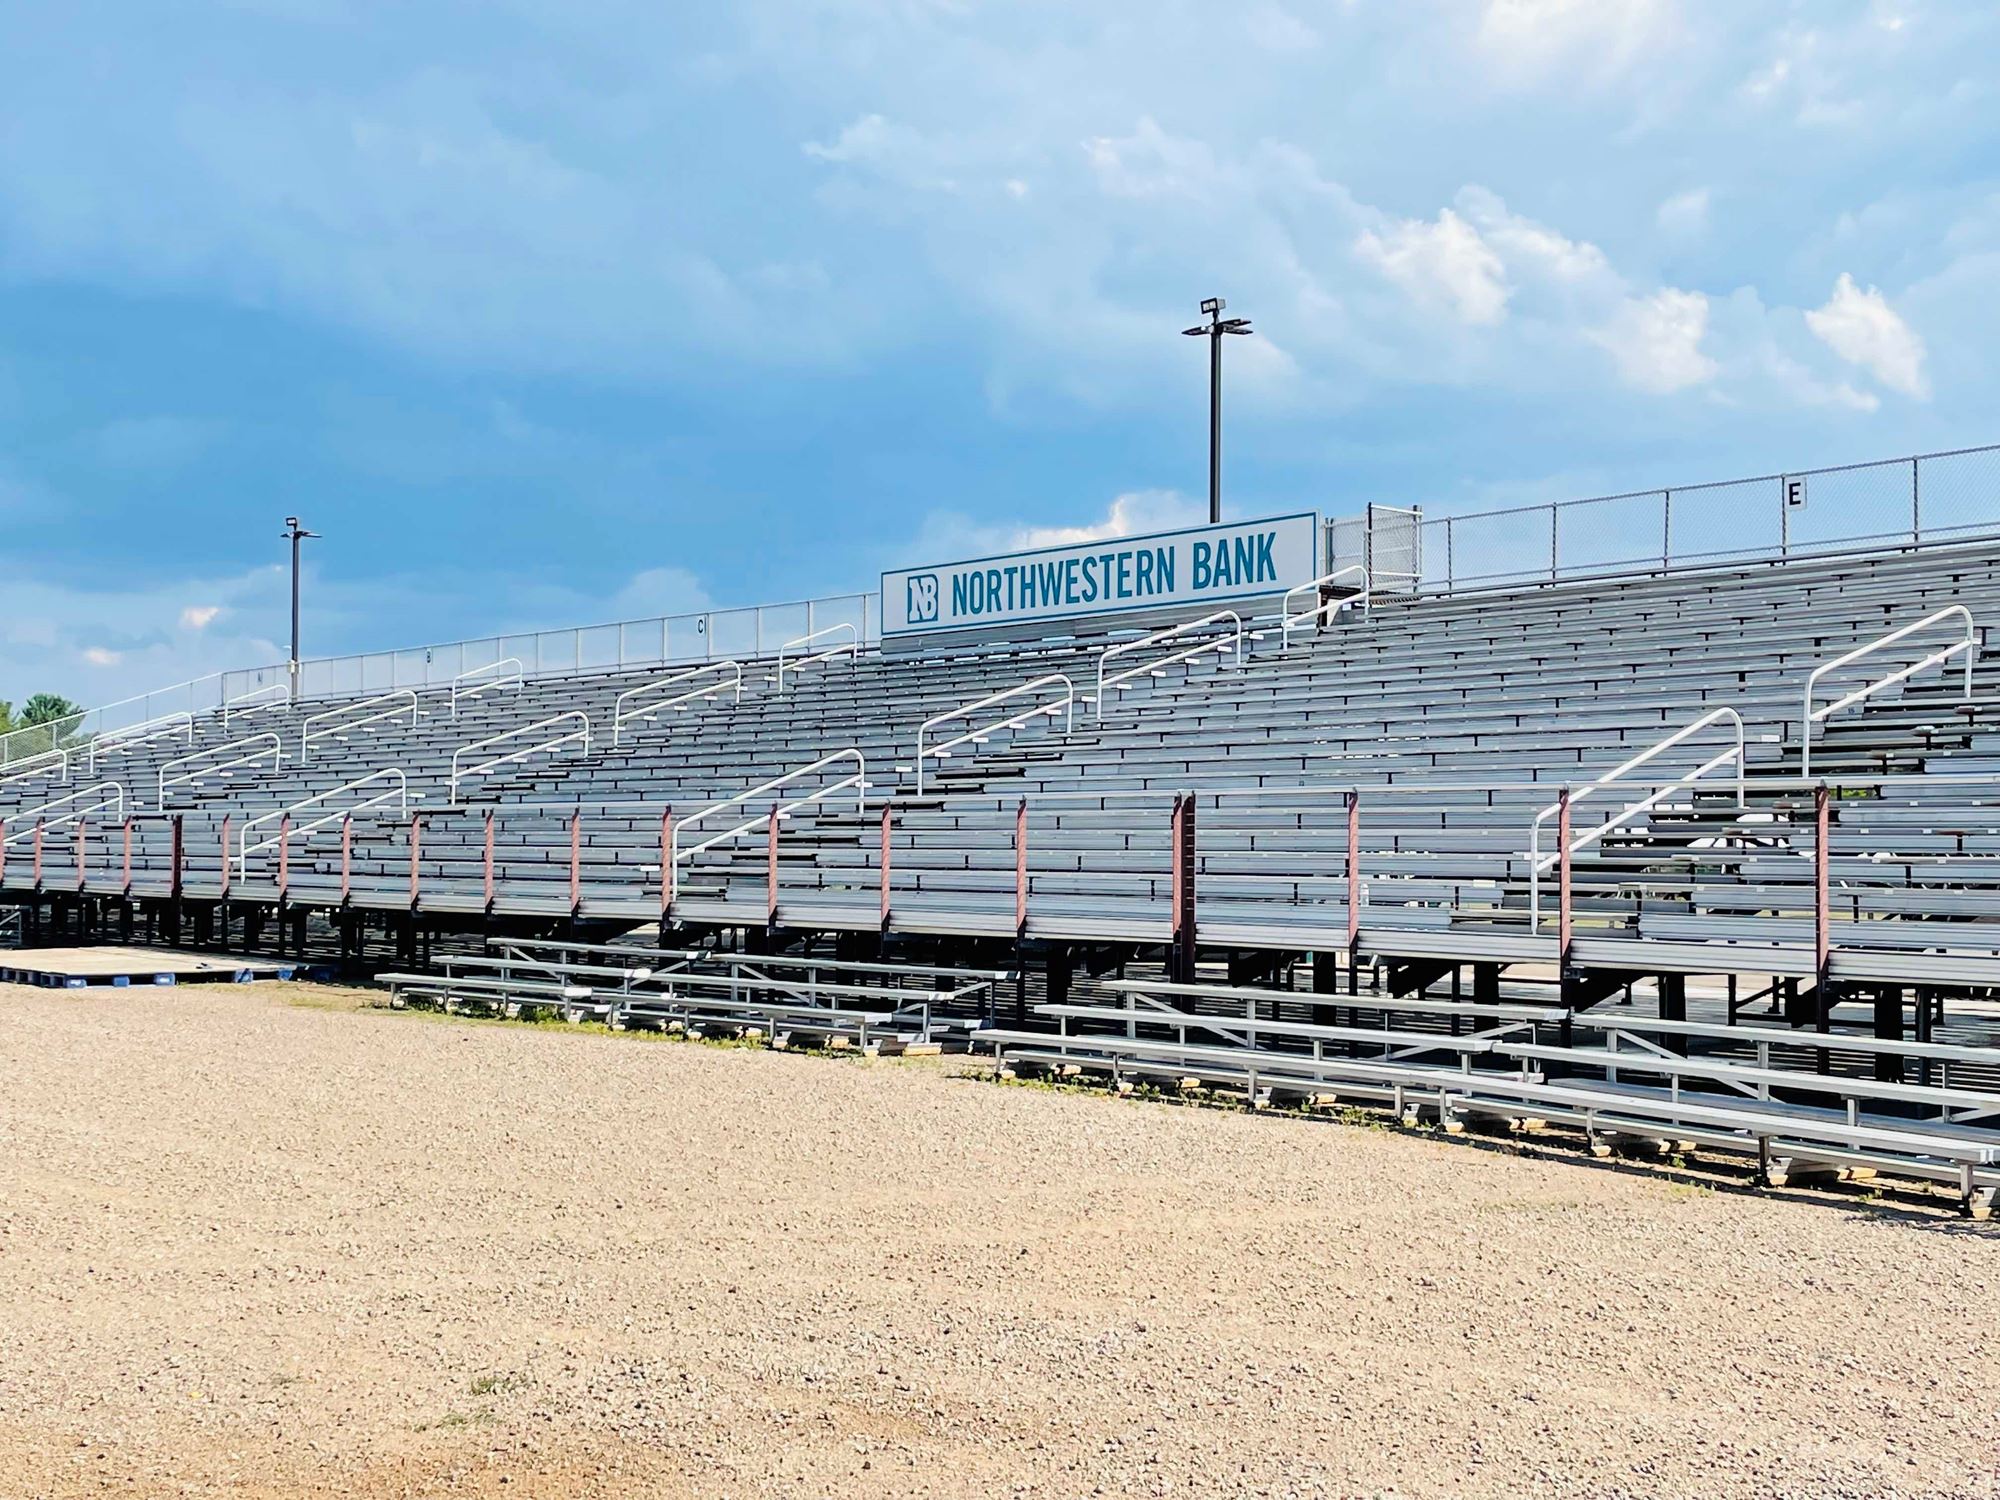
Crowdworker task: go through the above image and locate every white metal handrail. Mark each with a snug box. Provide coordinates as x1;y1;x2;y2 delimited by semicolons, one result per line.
0;748;70;794
87;712;195;773
1528;706;1747;926
0;781;126;845
301;690;419;761
612;661;744;747
1801;605;1978;776
776;622;860;690
1094;609;1245;715
450;657;525;718
669;749;867;902
223;682;289;727
237;767;409;880
915;674;1075;796
1281;565;1369;652
450;711;591;801
159;732;283;808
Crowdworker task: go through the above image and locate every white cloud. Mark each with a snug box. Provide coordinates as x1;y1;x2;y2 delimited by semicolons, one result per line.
82;647;123;667
1478;0;1674;80
1245;6;1322;53
1018;490;1207;548
179;604;223;631
906;490;1206;564
1805;272;1929;397
1354;208;1510;326
1590;289;1719;393
1656;188;1711;237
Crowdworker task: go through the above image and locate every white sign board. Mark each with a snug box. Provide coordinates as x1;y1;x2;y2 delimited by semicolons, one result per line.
882;512;1319;637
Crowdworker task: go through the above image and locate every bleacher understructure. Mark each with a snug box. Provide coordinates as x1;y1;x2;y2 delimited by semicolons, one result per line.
6;534;2000;1214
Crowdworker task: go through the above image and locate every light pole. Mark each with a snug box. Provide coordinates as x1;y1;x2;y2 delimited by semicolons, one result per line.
1182;296;1252;524
282;516;319;701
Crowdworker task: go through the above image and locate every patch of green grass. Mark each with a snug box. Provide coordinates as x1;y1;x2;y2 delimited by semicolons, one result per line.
467;1371;528;1398
414;1407;495;1433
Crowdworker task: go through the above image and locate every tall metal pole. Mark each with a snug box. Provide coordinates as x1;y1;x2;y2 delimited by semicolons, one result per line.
1208;327;1222;524
282;516;319;702
1183;298;1252;527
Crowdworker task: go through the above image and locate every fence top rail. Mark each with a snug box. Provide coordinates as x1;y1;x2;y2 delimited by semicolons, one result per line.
1415;442;2000;530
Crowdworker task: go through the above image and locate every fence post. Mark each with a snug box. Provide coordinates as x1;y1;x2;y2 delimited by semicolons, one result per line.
766;807;779;927
1445;518;1455;592
340;814;352;904
75;818;86;893
33;818;44;889
1661;490;1672;567
1014;797;1028;938
278;813;291;899
569;809;582;915
879;802;893;931
1911;456;1921;541
483;809;495;911
1549;504;1559;581
171;815;184;900
122;817;133;897
218;815;228;899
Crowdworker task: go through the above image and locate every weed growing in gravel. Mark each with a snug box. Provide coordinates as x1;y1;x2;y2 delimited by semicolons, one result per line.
468;1371;528;1397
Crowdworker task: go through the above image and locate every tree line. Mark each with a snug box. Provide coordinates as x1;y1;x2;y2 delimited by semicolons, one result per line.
0;694;86;743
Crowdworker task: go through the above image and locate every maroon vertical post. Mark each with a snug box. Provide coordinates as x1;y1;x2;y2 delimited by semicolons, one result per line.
482;809;496;909
278;813;291;898
1556;787;1573;961
1014;798;1028;936
659;807;673;917
407;813;423;908
75;819;87;893
766;807;780;925
339;814;352;903
569;809;582;914
1171;793;1197;981
1814;782;1831;1025
1169;796;1185;959
879;802;893;931
33;818;45;888
122;817;134;897
1345;790;1362;996
219;814;230;898
170;814;184;899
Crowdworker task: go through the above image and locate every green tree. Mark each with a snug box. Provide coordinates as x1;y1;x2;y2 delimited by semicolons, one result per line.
19;693;81;727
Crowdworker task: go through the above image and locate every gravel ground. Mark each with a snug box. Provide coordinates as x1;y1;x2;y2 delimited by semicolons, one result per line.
0;979;1995;1500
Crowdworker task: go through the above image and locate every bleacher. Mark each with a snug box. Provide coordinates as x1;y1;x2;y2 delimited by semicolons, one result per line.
6;513;2000;1213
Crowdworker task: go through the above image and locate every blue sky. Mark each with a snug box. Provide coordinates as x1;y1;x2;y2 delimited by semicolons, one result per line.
3;0;1996;702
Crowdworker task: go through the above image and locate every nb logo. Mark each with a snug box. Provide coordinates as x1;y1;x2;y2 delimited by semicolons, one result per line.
907;573;940;624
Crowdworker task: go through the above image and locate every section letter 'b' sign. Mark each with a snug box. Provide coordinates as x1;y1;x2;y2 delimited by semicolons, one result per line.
907;573;940;624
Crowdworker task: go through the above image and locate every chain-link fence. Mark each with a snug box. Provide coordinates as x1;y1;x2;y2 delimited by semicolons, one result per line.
1411;443;2000;594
